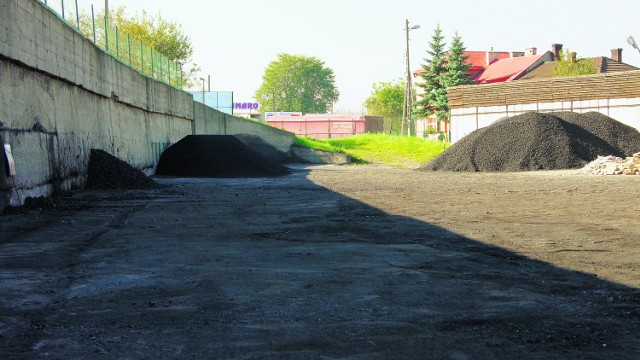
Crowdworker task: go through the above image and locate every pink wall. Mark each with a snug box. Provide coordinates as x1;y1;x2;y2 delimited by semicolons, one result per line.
266;115;383;139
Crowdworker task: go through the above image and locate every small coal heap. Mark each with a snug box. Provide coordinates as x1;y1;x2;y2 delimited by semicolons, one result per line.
85;149;159;189
155;135;291;178
421;112;638;172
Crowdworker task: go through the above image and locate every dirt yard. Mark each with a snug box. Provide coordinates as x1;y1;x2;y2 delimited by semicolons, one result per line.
1;165;639;358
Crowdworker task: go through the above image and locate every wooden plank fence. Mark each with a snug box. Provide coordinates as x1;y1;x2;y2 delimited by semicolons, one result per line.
449;70;640;109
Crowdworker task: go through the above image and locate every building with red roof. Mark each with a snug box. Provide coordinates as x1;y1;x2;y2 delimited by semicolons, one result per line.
472;50;553;83
413;43;638;139
413;47;553;138
413;50;513;79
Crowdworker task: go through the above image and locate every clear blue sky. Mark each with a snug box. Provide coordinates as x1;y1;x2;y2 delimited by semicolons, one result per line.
103;0;640;114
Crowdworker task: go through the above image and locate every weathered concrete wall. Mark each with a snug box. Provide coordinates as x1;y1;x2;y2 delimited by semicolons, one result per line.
0;0;194;118
0;58;193;207
0;0;294;210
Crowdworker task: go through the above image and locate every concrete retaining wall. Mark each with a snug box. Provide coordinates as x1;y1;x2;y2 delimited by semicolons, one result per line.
0;0;294;210
0;57;193;206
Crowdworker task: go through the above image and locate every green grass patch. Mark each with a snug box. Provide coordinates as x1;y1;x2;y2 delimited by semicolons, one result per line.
295;133;449;168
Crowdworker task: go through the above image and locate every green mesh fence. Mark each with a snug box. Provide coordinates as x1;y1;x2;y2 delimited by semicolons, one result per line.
37;0;184;88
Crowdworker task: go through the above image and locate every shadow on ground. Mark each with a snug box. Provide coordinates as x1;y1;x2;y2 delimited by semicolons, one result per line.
0;166;638;359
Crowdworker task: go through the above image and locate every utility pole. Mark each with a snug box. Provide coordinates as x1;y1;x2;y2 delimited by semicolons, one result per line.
403;19;419;136
200;78;205;104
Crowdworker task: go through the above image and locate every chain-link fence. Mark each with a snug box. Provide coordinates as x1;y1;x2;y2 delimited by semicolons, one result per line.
37;0;183;89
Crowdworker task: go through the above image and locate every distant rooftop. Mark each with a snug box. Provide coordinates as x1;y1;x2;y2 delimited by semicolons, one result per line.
519;56;638;80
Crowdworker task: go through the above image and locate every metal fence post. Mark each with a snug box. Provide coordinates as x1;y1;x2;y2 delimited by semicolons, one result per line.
151;48;154;77
115;27;119;58
61;0;65;19
127;34;131;65
75;0;80;29
104;10;109;51
140;42;144;74
91;5;96;43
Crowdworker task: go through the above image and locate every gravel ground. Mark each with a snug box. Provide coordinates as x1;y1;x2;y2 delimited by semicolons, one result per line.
421;112;638;172
1;165;639;359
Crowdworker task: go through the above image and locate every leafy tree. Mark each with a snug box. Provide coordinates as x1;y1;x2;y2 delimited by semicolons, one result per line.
79;6;199;88
414;25;448;131
112;7;199;87
255;54;340;113
364;80;405;135
553;49;597;77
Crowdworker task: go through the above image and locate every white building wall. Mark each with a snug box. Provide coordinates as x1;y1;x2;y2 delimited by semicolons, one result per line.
450;99;640;143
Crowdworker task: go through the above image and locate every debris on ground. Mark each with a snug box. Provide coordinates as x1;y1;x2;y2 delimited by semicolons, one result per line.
85;149;159;190
421;112;640;172
580;152;640;175
155;135;291;178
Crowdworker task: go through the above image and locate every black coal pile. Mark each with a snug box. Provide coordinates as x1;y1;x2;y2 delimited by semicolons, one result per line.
85;149;159;189
155;135;291;178
233;134;289;163
552;111;640;156
421;112;626;172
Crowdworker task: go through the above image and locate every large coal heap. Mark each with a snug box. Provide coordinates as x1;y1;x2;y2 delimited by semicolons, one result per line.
85;149;159;189
421;112;630;172
155;135;291;178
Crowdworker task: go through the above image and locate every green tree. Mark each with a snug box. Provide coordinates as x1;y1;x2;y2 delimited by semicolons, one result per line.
553;49;598;77
414;25;448;131
112;7;199;87
433;32;474;127
79;6;199;88
110;9;191;62
255;54;340;113
443;33;472;88
364;80;405;135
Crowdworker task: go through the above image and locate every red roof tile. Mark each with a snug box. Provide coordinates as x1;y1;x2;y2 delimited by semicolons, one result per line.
472;52;553;83
414;51;512;77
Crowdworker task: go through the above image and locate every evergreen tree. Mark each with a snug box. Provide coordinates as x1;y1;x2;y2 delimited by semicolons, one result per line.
443;33;472;88
439;32;473;121
414;25;447;130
